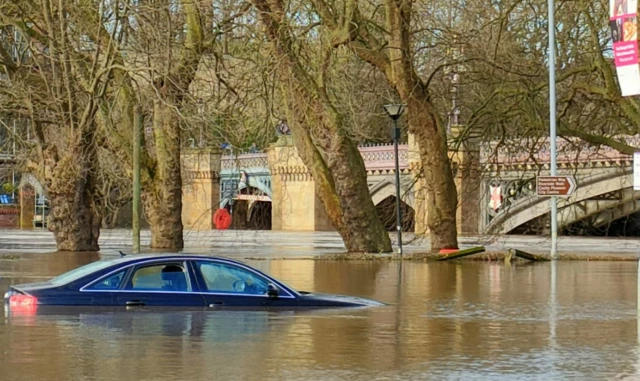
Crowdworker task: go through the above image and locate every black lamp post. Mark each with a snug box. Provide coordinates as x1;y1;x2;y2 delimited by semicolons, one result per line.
383;104;406;255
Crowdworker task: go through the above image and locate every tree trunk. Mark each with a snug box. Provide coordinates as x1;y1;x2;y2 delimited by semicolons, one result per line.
283;93;392;253
143;189;183;248
45;152;102;251
142;99;184;249
311;0;461;252
326;139;391;252
408;95;459;251
260;0;392;253
385;2;459;252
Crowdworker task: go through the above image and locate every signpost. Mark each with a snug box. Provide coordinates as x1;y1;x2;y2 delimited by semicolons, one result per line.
536;176;577;197
548;0;558;259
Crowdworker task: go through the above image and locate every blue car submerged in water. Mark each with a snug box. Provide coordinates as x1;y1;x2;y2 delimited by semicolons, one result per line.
4;255;384;309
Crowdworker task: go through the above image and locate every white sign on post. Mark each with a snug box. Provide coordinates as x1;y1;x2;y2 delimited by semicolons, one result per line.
634;152;640;190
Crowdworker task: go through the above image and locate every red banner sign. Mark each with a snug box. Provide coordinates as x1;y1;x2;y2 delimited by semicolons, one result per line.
610;0;640;96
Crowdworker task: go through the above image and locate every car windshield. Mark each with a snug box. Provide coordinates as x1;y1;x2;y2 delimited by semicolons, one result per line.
49;259;123;286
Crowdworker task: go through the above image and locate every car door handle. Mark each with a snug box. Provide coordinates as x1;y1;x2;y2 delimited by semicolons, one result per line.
209;302;224;307
126;300;145;307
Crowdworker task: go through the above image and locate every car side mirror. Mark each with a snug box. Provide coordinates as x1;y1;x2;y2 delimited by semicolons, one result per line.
267;283;279;299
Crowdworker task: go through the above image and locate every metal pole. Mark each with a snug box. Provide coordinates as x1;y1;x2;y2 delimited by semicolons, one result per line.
41;196;45;229
12;119;16;201
548;0;558;260
549;259;557;348
393;120;403;256
133;106;143;254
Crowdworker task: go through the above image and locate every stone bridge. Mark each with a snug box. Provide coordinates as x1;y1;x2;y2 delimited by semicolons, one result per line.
480;137;639;235
181;133;476;234
182;136;419;232
181;133;640;235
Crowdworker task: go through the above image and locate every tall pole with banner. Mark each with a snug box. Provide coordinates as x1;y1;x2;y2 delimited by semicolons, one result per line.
635;152;640;305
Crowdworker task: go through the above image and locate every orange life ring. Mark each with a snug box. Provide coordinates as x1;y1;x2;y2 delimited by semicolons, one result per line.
213;208;232;230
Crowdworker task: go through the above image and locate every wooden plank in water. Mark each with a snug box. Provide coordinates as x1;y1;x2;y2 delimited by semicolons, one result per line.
510;248;550;262
435;246;486;261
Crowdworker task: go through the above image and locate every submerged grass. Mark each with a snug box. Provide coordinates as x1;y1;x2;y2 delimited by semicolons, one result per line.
242;251;640;262
0;254;21;260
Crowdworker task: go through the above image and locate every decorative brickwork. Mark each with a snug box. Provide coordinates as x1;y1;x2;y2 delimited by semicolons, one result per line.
221;153;269;170
182;170;219;181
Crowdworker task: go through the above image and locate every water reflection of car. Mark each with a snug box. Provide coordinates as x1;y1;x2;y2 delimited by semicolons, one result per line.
3;255;384;310
37;308;277;341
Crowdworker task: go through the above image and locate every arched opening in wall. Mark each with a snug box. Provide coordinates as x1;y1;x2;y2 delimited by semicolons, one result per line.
508;204;640;237
248;201;272;230
561;212;640;237
230;200;249;230
375;196;415;232
508;215;548;235
230;185;272;230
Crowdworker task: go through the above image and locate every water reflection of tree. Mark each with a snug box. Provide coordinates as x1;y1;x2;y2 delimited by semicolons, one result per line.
8;251;100;282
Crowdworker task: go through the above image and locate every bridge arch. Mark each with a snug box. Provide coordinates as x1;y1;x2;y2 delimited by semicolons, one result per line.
220;173;272;209
19;173;44;195
374;195;415;232
369;180;416;232
247;199;272;230
591;197;640;228
370;179;415;209
238;172;272;198
486;168;633;234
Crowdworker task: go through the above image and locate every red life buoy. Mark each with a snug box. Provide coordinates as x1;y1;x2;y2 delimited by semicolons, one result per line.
213;208;232;230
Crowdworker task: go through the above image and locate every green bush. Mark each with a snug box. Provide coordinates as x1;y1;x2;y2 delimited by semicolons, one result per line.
2;183;14;194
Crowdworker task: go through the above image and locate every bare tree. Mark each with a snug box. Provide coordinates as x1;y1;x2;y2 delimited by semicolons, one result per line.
77;0;206;249
0;1;129;250
251;0;392;253
305;0;459;251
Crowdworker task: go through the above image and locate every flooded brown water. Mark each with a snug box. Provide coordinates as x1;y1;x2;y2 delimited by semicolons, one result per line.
1;252;640;380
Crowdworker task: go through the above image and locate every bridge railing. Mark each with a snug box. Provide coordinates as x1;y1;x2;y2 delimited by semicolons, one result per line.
219;136;639;173
221;153;269;172
480;136;638;166
359;144;409;171
221;143;410;172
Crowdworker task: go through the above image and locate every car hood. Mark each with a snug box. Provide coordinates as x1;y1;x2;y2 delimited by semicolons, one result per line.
296;292;385;307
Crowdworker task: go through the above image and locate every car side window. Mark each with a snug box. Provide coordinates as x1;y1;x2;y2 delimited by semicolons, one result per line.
86;269;127;290
196;261;268;295
125;263;190;292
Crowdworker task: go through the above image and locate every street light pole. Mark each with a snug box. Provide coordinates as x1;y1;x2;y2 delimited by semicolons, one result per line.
548;0;558;260
12;119;16;201
384;104;406;256
132;106;143;254
393;119;403;256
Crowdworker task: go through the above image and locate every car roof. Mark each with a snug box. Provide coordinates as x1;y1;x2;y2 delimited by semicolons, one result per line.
100;254;249;267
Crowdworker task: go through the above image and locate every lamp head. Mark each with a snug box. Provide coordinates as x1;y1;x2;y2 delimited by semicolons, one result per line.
383;104;406;120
